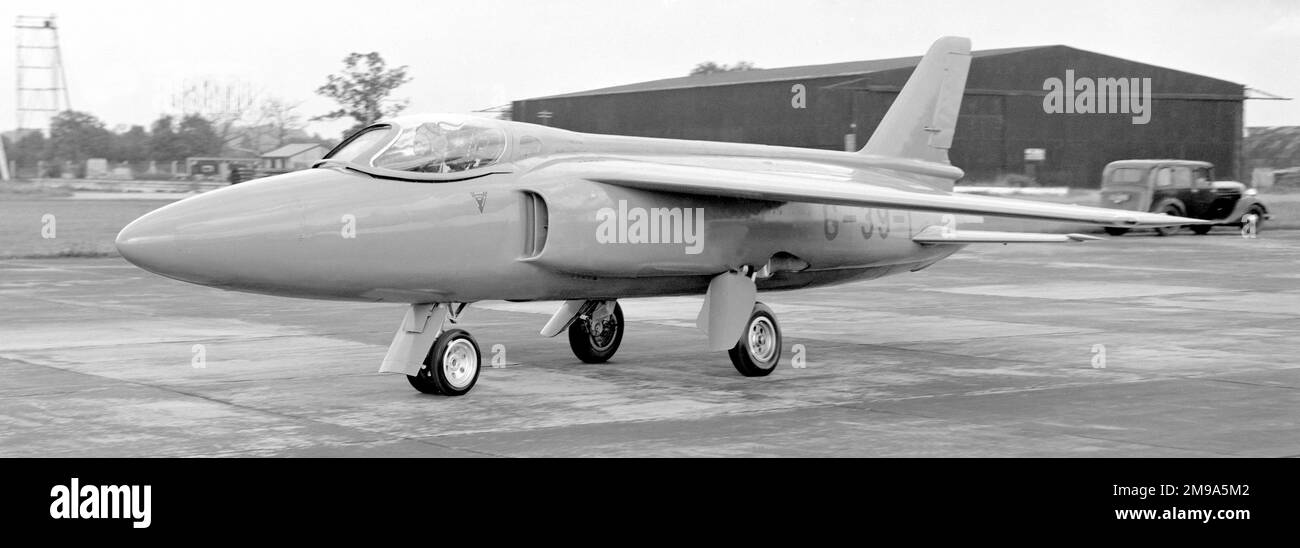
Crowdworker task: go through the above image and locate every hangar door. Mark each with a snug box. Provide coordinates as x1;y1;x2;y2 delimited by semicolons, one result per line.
852;90;1006;183
950;94;1006;183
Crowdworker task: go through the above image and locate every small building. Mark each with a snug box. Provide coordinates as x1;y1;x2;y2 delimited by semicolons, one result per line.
514;45;1249;187
186;157;260;179
261;143;329;172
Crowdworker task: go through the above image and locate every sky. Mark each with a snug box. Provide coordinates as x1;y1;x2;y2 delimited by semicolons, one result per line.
2;0;1298;138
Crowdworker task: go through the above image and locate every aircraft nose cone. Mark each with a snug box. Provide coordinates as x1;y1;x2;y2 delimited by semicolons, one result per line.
115;212;176;275
113;176;310;287
112;168;403;300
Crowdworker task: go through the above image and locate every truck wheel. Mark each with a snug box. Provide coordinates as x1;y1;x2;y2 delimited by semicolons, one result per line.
1154;205;1183;237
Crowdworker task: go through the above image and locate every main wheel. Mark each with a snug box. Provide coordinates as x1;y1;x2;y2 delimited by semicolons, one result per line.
1104;227;1130;236
407;329;481;396
569;302;623;363
728;302;782;377
1191;224;1212;235
1154;205;1183;236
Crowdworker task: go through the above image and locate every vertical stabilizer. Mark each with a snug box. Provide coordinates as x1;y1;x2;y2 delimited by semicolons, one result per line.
861;36;972;165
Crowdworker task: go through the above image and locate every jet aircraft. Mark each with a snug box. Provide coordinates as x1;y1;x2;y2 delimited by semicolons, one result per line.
116;37;1207;395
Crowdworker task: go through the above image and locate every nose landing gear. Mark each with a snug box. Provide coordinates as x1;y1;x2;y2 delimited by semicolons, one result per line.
381;302;484;397
727;302;782;376
407;328;482;396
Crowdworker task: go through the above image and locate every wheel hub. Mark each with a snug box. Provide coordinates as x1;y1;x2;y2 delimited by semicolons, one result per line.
588;315;618;351
747;317;776;362
442;338;478;389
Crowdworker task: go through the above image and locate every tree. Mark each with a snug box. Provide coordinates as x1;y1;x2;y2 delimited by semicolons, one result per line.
10;130;49;165
172;78;260;154
176;114;222;159
149;115;182;162
314;52;412;136
259;96;306;149
48;110;113;164
114;125;150;163
689;60;758;76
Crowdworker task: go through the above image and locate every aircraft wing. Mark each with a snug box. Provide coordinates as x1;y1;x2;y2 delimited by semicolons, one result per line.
551;159;1208;227
911;226;1102;244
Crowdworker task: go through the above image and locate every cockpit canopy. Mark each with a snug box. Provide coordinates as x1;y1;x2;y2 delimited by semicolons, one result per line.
322;115;510;178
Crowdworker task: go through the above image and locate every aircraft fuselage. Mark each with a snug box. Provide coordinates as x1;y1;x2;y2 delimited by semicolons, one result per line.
116;124;962;304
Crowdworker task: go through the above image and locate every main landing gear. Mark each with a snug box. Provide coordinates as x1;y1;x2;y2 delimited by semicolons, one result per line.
557;298;781;376
568;301;624;363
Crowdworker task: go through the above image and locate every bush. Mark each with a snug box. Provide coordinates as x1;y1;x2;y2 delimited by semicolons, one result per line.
1001;174;1039;187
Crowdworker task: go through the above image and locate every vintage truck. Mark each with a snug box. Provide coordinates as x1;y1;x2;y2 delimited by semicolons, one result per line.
1097;160;1270;236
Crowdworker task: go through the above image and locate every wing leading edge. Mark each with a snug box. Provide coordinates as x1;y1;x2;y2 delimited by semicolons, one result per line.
550;159;1208;227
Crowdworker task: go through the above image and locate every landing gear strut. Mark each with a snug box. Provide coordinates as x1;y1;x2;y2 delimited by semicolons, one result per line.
568;301;624;363
728;302;782;377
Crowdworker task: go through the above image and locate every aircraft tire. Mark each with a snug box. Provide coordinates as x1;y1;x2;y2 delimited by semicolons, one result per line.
407;329;481;396
1104;227;1130;236
728;302;782;377
569;302;624;363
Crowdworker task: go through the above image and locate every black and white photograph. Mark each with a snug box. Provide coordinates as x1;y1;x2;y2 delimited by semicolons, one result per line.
1;0;1297;530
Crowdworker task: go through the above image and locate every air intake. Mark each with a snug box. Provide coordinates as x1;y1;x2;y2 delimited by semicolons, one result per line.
521;191;549;258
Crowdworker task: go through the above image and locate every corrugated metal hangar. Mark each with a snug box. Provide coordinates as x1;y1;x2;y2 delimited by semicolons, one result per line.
512;45;1246;188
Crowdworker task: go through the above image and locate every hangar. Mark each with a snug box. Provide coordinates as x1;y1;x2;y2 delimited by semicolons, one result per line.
512;45;1246;188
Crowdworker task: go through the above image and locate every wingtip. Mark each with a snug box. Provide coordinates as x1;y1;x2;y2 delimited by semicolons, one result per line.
1066;233;1105;241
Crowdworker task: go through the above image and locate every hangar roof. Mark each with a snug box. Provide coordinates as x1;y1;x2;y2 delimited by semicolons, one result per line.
533;45;1044;100
528;44;1247;101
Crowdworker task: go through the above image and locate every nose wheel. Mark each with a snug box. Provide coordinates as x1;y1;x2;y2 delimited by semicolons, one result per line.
568;302;624;363
728;302;782;376
407;328;482;396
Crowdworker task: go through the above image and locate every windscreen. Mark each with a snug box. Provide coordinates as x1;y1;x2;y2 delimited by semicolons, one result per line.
325;126;393;164
373;119;507;174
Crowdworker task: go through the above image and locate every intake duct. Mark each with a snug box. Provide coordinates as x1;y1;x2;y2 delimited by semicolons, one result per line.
521;191;549;258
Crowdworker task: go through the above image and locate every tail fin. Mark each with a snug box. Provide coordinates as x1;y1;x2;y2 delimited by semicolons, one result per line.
861;36;971;165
